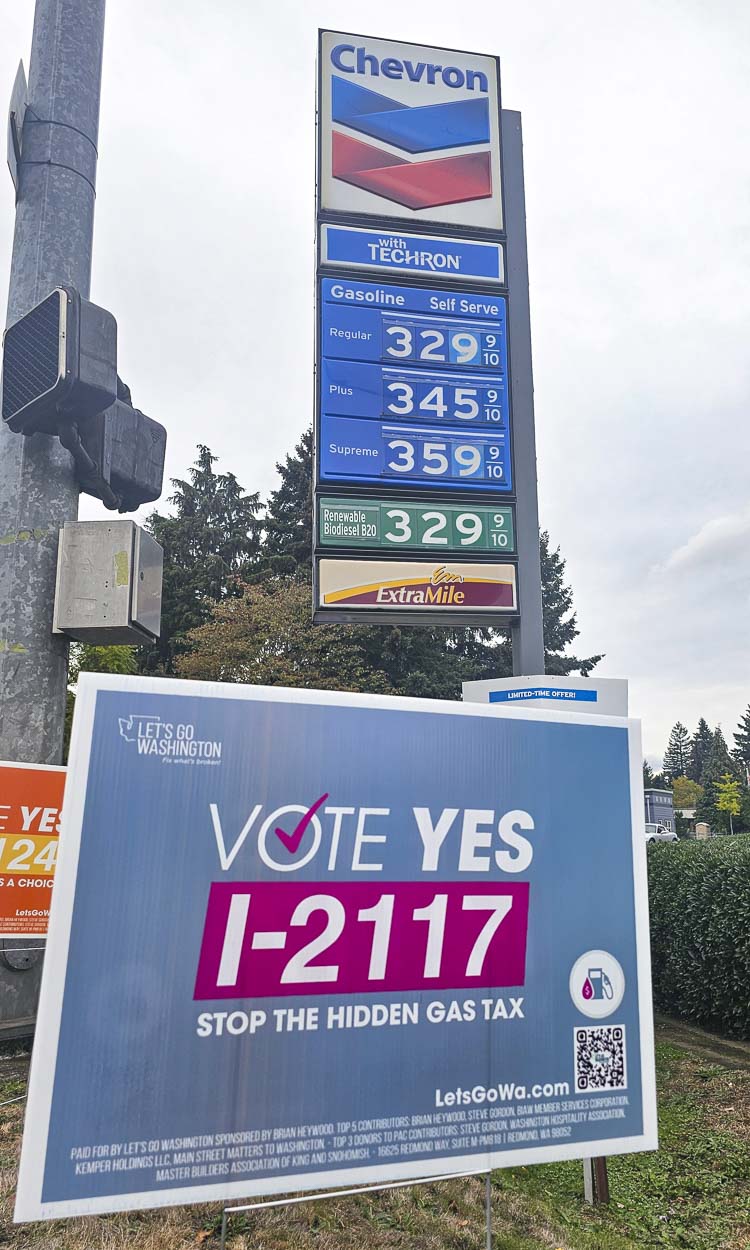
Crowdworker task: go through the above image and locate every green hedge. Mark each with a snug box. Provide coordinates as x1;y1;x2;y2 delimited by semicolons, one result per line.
647;837;750;1039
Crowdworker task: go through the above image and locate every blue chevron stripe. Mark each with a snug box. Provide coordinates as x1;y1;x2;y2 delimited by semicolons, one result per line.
331;76;490;154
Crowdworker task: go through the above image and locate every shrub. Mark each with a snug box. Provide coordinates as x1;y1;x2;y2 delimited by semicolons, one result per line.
647;836;750;1039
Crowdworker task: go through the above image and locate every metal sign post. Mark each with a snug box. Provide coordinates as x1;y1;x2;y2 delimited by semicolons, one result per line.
0;0;106;1038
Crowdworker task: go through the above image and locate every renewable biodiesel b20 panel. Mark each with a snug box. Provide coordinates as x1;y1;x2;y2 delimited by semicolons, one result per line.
318;497;515;554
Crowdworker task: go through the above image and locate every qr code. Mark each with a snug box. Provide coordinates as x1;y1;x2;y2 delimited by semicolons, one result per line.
574;1025;627;1092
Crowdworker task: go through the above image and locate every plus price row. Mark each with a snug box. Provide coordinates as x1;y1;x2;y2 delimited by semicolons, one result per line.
195;881;530;999
320;417;512;492
322;361;509;429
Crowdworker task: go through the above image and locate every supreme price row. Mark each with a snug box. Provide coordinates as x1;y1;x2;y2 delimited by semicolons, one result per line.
320;418;512;492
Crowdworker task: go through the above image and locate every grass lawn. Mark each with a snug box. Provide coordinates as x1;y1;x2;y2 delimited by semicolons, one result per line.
1;1019;749;1249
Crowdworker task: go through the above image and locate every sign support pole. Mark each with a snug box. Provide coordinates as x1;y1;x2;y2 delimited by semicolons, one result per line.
583;1157;610;1205
1;0;105;763
0;0;106;1033
501;110;545;676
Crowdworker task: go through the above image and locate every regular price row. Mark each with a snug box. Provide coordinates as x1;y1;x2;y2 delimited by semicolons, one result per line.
323;304;507;374
195;881;530;999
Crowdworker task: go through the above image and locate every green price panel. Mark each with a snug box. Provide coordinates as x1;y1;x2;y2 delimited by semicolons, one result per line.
318;497;515;555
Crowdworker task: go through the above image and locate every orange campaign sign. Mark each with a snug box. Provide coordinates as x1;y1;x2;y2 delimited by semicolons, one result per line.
0;761;66;938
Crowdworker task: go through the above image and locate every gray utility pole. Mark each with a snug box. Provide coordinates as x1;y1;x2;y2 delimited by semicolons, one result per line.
0;0;106;1036
0;0;106;764
501;111;545;677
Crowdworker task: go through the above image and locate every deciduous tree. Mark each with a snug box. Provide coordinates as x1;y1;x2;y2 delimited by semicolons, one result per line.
715;773;742;835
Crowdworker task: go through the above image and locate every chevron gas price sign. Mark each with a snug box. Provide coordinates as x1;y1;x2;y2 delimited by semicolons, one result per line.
318;31;502;229
315;31;517;625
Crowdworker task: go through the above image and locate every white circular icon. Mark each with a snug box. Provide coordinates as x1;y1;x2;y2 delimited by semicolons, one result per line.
569;951;625;1018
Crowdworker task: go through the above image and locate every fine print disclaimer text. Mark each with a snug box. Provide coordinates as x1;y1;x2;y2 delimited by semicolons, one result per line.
68;1095;631;1187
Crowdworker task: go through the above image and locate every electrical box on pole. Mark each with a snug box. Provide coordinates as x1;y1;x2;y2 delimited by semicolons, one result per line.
53;520;162;644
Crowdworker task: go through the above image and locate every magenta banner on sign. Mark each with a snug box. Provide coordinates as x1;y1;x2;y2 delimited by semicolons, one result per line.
194;880;530;999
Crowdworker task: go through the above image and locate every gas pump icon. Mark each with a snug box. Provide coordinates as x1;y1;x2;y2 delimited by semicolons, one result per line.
570;951;625;1018
586;967;614;1001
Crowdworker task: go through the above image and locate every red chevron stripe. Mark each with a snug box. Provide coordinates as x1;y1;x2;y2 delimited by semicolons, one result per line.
332;131;492;211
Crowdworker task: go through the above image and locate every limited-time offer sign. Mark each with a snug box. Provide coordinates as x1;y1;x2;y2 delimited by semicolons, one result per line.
16;676;657;1220
314;30;518;626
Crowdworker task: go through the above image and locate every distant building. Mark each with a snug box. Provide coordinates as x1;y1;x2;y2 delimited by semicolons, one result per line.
644;788;675;831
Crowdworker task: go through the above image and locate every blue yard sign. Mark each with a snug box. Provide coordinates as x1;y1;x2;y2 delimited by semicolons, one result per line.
16;675;656;1220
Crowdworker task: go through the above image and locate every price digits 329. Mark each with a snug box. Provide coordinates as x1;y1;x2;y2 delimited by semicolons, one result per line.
383;507;510;548
383;319;502;370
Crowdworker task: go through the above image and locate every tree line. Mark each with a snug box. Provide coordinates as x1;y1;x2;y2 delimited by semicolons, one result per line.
138;435;601;694
653;716;750;834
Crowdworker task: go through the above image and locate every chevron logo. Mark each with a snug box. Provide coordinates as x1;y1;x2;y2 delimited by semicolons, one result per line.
332;76;490;154
332;131;492;211
330;74;493;212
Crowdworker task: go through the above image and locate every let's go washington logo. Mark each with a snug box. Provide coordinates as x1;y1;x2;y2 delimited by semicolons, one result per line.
118;715;222;765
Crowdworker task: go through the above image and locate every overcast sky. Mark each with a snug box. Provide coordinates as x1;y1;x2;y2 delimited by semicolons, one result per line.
2;0;748;763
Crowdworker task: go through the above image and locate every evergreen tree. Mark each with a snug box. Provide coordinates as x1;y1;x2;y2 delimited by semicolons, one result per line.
643;760;655;788
696;727;739;828
663;722;691;781
733;704;750;771
540;534;601;675
142;446;263;673
261;429;313;577
688;718;714;783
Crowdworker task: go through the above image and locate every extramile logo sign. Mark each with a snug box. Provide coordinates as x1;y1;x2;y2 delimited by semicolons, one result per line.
319;31;503;229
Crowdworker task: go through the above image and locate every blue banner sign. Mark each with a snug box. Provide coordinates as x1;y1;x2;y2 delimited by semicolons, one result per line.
490;689;599;704
320;415;512;491
321;360;509;430
15;677;657;1219
321;225;505;284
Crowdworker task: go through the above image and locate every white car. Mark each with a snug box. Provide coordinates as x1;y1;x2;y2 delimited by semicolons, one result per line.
644;823;678;843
